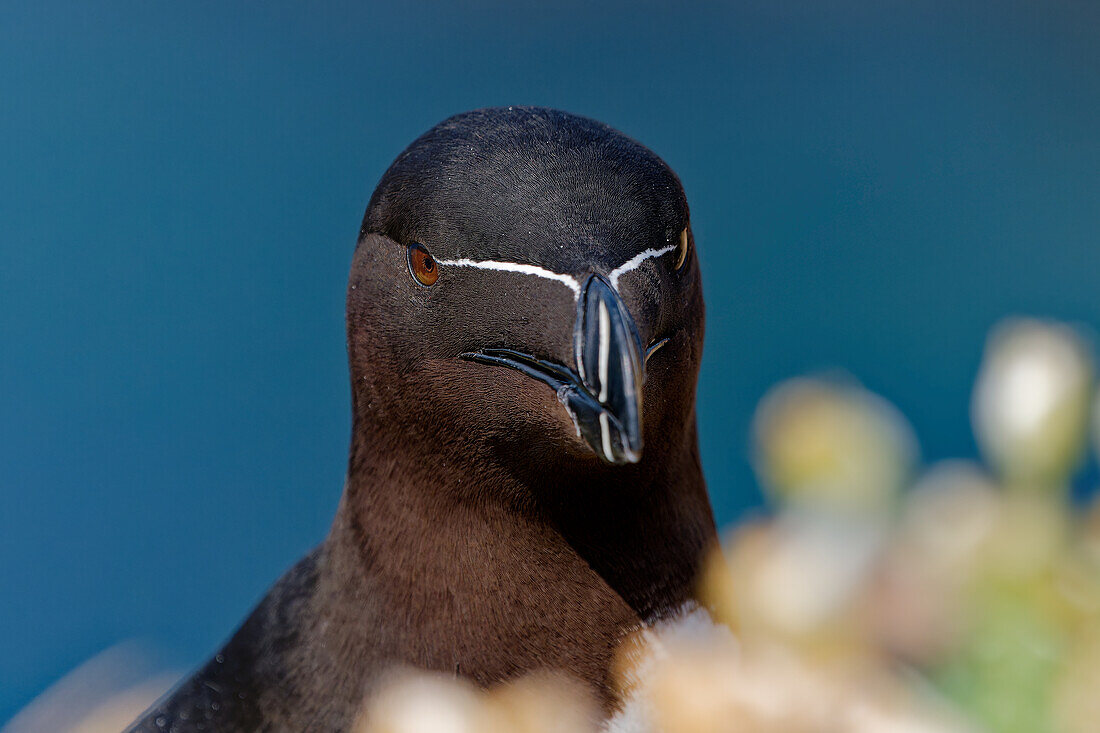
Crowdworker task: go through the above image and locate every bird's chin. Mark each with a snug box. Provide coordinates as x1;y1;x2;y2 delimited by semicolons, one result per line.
460;348;642;465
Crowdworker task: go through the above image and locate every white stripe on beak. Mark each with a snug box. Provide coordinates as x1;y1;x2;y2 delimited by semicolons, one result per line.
598;411;615;462
597;299;611;403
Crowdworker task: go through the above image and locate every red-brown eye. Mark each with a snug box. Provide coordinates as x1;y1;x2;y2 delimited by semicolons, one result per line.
674;227;690;270
407;243;439;286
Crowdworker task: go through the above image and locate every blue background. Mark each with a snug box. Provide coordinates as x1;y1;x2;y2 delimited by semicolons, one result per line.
3;0;1099;721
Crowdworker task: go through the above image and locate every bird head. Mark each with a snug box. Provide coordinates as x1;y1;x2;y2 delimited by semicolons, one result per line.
347;107;704;471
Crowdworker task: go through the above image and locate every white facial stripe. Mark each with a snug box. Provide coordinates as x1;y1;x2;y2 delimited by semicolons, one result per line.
607;244;677;290
597;300;611;403
434;258;581;298
436;244;676;299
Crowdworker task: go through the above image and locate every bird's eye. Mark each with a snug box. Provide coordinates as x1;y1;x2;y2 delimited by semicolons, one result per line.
674;227;690;270
407;243;439;286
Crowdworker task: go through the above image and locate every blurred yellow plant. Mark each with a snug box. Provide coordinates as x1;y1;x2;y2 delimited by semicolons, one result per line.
752;377;917;515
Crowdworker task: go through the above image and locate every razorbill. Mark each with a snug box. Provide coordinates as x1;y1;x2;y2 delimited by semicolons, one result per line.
127;106;718;732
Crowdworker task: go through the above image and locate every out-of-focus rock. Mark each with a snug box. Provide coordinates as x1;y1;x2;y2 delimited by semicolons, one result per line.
358;668;601;733
613;606;970;733
357;671;482;733
1;642;178;733
478;673;600;733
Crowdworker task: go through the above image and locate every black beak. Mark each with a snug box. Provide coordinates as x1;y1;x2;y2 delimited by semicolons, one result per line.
573;274;645;462
461;274;646;465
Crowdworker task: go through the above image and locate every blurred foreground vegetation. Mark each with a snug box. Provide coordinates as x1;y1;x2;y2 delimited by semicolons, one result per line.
12;317;1100;733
